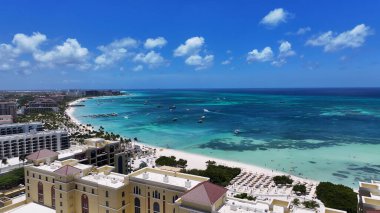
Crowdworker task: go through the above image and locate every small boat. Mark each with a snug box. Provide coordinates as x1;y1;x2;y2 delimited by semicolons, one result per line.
172;118;178;122
203;109;210;113
169;105;176;110
197;119;203;123
234;129;240;135
201;115;206;119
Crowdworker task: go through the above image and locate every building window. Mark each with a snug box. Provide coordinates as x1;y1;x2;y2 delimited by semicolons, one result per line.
82;194;89;213
51;186;56;208
53;179;55;183
122;210;125;213
172;195;178;203
105;191;108;197
60;202;62;207
153;202;160;213
46;177;48;181
59;185;62;190
33;173;35;178
75;184;78;189
134;198;141;213
153;190;160;199
106;210;109;213
38;181;44;204
122;200;125;206
27;171;29;176
92;189;95;194
60;193;62;198
83;187;86;192
27;179;29;183
122;191;125;197
27;186;29;190
106;201;109;207
173;209;175;213
39;175;41;179
133;186;141;195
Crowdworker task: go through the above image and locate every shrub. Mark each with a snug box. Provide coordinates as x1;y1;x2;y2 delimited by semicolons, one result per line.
0;168;25;190
292;198;300;206
293;184;307;195
273;175;293;185
303;200;320;209
316;182;357;213
184;164;241;187
155;156;188;168
234;193;256;201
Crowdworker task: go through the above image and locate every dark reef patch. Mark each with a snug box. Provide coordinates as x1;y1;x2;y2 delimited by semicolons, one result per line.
348;166;380;174
332;173;348;178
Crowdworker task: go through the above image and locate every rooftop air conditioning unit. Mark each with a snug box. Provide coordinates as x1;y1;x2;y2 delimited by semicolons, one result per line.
143;172;149;179
185;179;191;188
163;175;169;183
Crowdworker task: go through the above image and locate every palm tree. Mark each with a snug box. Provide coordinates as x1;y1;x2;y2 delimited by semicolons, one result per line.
2;158;8;168
18;155;26;167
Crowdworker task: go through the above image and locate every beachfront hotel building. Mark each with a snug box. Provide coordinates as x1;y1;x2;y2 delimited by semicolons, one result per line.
0;149;347;213
58;138;131;174
0;130;69;159
25;98;59;113
0;122;44;136
0;101;17;121
358;180;380;213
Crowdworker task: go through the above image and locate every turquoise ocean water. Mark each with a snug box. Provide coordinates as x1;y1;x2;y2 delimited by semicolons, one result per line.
72;89;380;188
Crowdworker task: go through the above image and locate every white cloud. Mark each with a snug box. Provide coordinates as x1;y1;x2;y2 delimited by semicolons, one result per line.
185;54;214;70
0;32;47;72
133;50;165;67
12;32;47;53
272;41;296;66
95;37;138;67
247;41;295;66
278;41;296;58
221;57;233;65
33;38;89;68
247;47;274;62
296;27;311;35
133;65;143;72
260;8;291;27
174;37;204;56
306;24;372;52
144;37;167;49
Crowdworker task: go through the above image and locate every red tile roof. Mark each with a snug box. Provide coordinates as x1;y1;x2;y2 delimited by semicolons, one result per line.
26;149;59;161
181;181;228;206
54;165;81;176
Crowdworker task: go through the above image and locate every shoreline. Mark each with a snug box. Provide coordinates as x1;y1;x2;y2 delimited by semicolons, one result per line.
65;97;319;186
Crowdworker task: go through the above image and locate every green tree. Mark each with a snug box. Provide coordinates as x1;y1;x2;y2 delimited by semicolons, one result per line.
316;182;357;213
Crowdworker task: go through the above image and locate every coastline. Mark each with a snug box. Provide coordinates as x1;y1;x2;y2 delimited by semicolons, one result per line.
65;97;319;186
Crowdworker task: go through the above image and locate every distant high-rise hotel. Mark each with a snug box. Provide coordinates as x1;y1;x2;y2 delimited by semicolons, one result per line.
0;101;17;121
0;130;69;159
0;122;69;159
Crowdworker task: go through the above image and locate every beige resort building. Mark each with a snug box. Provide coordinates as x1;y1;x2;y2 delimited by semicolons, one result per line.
16;149;348;213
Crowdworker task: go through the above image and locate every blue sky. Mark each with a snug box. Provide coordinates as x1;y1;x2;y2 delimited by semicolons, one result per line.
0;0;380;89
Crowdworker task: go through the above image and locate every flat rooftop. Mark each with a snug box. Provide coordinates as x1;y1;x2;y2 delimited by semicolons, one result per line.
5;202;55;213
0;122;42;128
58;145;87;159
218;199;270;213
33;160;92;173
130;168;207;190
0;130;67;139
81;172;127;189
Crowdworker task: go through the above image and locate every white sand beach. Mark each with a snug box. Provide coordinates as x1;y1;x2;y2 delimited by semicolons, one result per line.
65;98;88;125
65;98;319;190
